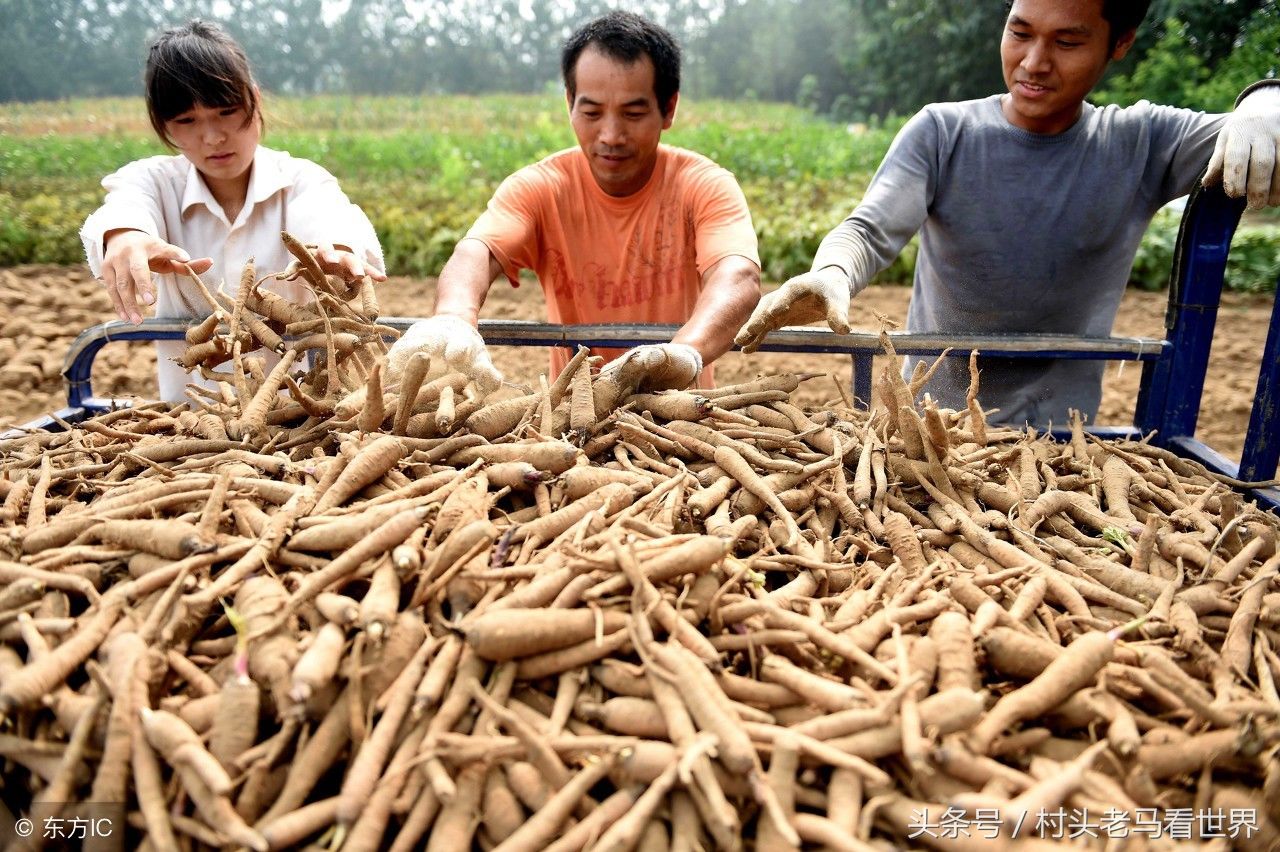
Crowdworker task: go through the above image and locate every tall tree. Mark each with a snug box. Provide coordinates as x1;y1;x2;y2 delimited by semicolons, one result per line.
0;0;163;100
1094;1;1278;111
683;0;857;109
0;0;1266;110
1137;0;1270;69
837;0;1007;119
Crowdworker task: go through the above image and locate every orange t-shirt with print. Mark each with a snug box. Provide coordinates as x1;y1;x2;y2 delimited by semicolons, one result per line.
464;144;760;382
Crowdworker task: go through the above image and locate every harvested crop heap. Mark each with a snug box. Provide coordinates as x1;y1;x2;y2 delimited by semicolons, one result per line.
2;240;1279;851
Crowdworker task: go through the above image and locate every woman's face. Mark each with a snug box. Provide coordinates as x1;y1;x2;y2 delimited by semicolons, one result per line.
164;102;260;191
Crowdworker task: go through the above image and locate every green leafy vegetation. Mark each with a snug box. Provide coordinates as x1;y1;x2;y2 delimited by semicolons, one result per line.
1130;209;1280;294
1095;11;1280;113
1;94;1276;292
0;95;899;281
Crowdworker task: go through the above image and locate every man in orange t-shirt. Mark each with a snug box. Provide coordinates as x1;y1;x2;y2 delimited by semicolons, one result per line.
387;10;760;394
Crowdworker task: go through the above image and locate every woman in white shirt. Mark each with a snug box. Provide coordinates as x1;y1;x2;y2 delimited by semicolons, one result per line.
80;19;386;401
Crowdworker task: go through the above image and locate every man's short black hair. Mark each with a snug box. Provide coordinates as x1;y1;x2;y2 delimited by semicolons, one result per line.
561;11;681;116
1004;0;1153;51
1100;0;1153;49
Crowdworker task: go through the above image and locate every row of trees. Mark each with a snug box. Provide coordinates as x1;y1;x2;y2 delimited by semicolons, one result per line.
0;0;1274;116
836;0;1277;118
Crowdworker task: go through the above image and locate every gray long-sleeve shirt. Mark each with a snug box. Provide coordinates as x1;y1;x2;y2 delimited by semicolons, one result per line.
813;94;1226;427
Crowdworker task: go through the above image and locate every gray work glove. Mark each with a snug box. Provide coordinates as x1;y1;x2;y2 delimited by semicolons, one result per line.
598;343;703;394
733;266;851;354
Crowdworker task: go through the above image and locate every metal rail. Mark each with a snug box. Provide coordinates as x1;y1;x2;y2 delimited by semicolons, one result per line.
1134;184;1280;506
1241;287;1280;485
58;316;1167;411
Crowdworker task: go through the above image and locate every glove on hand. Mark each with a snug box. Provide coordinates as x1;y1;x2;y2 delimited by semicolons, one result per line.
386;314;503;393
598;343;703;394
733;266;851;354
1204;86;1280;209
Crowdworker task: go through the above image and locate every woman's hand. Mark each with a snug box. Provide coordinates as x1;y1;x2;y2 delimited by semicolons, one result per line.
100;229;212;323
313;242;388;284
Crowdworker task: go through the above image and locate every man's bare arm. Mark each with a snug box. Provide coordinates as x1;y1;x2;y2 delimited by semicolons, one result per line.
672;254;762;363
433;237;506;324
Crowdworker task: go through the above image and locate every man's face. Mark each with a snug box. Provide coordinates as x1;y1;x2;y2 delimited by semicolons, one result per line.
568;45;676;197
1001;0;1135;135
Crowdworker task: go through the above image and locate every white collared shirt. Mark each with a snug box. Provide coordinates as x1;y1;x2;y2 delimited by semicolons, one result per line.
80;145;385;400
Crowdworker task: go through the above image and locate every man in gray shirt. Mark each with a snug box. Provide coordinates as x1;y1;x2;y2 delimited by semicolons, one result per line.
735;0;1280;427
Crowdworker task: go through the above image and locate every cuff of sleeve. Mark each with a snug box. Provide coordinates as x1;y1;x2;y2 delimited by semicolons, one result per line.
696;250;762;277
315;230;356;252
811;253;853;281
815;236;880;297
80;209;159;278
1234;79;1280;110
359;218;387;275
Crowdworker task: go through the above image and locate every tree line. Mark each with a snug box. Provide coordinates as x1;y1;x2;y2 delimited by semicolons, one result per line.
0;0;1274;117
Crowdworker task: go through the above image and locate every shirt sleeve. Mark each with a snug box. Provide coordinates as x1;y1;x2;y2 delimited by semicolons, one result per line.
1142;82;1280;206
1138;101;1229;203
688;166;760;274
79;158;169;278
812;109;937;295
283;159;386;275
464;168;543;287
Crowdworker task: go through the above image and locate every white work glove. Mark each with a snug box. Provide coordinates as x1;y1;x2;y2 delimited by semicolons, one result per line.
1204;85;1280;209
598;343;703;394
733;266;851;354
386;314;503;393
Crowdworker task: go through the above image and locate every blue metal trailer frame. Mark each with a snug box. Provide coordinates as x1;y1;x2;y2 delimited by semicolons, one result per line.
25;185;1280;508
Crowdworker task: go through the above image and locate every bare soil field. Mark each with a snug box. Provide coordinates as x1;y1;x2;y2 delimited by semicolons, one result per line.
1;264;1273;467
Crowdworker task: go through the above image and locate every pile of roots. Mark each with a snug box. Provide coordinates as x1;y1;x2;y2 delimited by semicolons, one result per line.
1;239;1279;850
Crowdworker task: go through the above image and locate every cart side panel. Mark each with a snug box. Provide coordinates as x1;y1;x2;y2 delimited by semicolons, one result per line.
1139;185;1245;441
1239;279;1280;484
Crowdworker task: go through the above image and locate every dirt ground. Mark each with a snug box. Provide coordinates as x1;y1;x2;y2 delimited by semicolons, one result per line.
1;264;1273;467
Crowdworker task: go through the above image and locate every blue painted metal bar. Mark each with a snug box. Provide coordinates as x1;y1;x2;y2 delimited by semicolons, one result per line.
1131;359;1160;432
62;322;188;411
1167;436;1280;511
851;353;874;410
1138;184;1246;439
1;407;90;440
60;318;1167;416
472;322;1168;360
1047;425;1144;443
1239;273;1280;484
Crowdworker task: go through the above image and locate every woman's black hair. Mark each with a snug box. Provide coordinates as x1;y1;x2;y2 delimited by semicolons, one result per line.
561;11;682;116
145;20;261;146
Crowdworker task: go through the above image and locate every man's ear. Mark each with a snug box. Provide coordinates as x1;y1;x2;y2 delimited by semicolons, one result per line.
662;92;679;130
1111;28;1137;61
